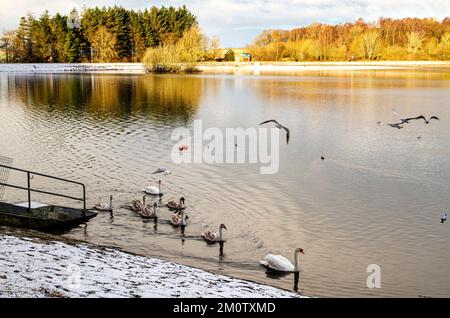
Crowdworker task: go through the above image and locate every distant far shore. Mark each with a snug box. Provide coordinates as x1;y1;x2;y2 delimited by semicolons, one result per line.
1;61;450;75
198;61;450;74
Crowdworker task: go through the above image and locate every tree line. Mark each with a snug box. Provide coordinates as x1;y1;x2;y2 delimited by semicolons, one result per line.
248;17;450;61
0;5;198;63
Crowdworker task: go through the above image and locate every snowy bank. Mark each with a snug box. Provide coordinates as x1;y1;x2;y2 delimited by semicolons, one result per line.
0;235;301;298
1;61;449;75
0;63;146;74
197;61;450;74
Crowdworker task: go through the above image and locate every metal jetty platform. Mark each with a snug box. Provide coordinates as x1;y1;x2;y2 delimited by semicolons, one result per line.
0;162;97;233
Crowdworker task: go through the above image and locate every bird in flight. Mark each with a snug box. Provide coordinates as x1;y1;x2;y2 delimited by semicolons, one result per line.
386;123;404;129
259;120;290;144
399;115;440;125
391;108;440;125
151;167;171;175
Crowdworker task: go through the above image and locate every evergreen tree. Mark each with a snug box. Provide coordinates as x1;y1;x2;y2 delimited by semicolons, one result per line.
8;5;198;63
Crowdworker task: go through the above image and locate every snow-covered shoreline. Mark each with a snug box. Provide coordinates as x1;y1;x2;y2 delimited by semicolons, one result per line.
1;61;449;75
0;63;146;74
0;235;301;298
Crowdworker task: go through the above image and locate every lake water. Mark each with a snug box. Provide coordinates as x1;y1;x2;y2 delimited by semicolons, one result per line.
1;70;450;297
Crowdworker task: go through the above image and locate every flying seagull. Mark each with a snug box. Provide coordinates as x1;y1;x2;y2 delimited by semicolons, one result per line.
387;123;404;129
399;115;440;124
418;115;439;124
151;167;171;175
391;108;440;125
259;120;290;144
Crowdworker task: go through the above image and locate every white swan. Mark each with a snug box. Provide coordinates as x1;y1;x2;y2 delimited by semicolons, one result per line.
143;180;163;196
260;248;304;272
201;224;227;243
94;195;113;212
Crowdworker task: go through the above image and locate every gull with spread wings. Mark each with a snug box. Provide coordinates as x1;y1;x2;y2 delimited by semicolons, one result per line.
402;115;440;124
392;108;440;125
259;120;290;144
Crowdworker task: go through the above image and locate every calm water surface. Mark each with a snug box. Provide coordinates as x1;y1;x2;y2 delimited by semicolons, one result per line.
1;70;450;297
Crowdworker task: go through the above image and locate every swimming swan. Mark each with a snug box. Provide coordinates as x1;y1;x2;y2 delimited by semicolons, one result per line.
94;195;113;212
143;180;163;196
201;224;227;243
259;248;304;272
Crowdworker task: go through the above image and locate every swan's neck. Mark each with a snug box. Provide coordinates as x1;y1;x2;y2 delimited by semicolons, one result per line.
143;196;146;205
219;227;223;240
180;210;185;226
158;182;161;193
110;196;113;209
294;251;299;272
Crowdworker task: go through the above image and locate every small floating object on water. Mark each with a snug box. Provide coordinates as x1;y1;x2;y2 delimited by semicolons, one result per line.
151;167;171;175
201;224;227;243
321;156;325;161
143;180;163;196
179;145;189;151
259;248;304;272
94;195;113;212
441;213;447;224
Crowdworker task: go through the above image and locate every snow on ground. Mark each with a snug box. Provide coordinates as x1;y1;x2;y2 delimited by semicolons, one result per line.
2;61;449;75
0;63;146;74
0;235;301;298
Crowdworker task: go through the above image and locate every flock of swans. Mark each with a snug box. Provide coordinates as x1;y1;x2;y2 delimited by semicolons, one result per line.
92;109;446;278
94;167;304;273
95;177;304;272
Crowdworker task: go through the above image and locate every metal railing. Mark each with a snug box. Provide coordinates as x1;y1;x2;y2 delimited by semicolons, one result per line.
0;156;13;200
0;164;86;217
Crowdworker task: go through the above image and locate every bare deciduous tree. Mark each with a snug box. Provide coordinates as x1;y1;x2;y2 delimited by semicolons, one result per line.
361;30;383;60
407;31;424;54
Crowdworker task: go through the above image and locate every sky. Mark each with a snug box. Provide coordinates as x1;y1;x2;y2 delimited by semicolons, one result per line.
0;0;449;47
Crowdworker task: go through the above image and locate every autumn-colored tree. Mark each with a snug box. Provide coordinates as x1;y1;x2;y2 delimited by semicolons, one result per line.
249;17;450;61
7;5;198;63
224;49;235;61
360;30;383;60
90;27;119;62
436;32;450;60
143;25;203;72
406;31;424;55
0;31;16;62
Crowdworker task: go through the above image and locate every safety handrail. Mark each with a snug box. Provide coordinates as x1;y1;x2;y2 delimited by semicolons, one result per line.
0;164;86;217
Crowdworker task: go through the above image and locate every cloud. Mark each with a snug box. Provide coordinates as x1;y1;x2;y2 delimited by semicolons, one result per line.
1;0;449;47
